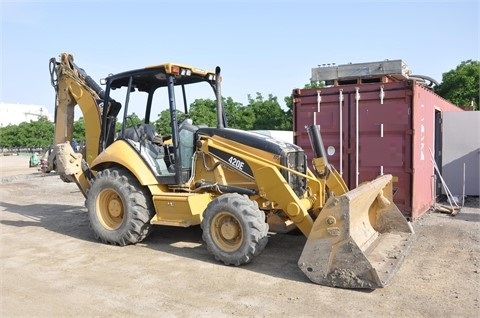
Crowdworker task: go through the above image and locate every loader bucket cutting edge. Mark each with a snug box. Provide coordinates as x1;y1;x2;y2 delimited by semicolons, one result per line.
298;174;415;289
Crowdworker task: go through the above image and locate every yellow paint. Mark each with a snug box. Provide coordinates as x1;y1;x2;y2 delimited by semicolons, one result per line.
151;193;212;226
91;140;158;185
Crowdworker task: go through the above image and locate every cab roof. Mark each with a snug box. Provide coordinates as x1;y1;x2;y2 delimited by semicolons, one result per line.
107;63;216;93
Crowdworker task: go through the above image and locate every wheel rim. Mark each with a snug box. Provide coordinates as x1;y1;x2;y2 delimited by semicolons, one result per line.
211;211;243;252
96;188;124;230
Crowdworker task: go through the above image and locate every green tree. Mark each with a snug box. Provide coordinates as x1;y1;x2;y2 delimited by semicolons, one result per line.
0;116;54;148
28;117;54;147
189;99;217;126
0;124;18;148
248;93;290;130
226;97;255;130
153;109;186;135
124;112;143;128
73;117;86;142
435;60;480;110
113;112;144;134
304;80;325;89
188;97;253;129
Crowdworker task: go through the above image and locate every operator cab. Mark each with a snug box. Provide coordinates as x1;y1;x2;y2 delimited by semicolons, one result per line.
101;63;223;185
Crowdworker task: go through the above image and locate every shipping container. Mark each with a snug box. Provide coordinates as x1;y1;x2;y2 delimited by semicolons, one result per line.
293;79;462;219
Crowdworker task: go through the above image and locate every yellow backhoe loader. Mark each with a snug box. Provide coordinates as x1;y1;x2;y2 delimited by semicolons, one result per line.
48;53;414;289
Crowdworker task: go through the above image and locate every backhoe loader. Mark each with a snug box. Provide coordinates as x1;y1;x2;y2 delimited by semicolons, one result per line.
48;53;414;289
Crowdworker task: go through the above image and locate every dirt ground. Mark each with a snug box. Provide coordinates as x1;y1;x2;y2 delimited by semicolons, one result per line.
1;155;479;317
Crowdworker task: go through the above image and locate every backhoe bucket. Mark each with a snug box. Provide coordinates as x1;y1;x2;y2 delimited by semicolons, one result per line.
298;174;415;289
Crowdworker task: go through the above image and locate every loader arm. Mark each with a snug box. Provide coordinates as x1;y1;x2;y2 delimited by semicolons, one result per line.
196;130;323;237
197;126;414;289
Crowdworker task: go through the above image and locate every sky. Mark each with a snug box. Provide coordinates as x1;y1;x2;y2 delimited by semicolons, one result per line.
1;0;479;118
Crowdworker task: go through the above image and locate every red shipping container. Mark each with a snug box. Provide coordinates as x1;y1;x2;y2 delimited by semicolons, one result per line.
293;80;462;219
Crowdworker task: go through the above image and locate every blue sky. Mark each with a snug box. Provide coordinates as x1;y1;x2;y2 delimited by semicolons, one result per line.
1;0;478;117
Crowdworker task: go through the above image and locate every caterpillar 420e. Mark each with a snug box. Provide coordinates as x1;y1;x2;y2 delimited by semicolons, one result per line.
48;53;414;289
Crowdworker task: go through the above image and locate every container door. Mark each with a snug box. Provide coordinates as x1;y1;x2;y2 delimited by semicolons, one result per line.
293;82;414;216
347;84;413;214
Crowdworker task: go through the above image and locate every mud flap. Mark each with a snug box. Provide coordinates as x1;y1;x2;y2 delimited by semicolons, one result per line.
298;174;415;289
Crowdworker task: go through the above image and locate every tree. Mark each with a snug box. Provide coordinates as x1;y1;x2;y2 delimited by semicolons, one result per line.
304;80;325;89
188;99;217;127
27;117;54;147
0;124;19;148
435;60;479;110
188;97;255;130
153;109;186;135
248;93;290;130
0;116;54;148
226;97;255;130
73;117;86;142
124;113;143;128
113;112;144;133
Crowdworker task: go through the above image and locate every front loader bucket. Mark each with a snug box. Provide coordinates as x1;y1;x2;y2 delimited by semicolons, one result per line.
298;174;415;289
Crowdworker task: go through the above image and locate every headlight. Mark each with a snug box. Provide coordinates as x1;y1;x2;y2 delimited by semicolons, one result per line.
180;68;192;76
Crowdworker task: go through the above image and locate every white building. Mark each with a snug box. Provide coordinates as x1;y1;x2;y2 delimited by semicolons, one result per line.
0;103;54;127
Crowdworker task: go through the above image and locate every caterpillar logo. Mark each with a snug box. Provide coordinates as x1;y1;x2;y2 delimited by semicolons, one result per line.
208;147;254;178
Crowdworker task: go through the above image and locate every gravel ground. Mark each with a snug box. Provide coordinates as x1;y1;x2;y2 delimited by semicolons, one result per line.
1;155;479;317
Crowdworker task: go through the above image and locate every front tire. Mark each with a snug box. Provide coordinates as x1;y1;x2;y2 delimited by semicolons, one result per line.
86;167;155;246
201;193;269;266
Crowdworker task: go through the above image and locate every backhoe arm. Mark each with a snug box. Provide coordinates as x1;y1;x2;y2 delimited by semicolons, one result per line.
49;53;122;196
49;53;103;165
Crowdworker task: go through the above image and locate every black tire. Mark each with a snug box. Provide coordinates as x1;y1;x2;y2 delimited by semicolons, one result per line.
86;167;155;246
201;193;269;266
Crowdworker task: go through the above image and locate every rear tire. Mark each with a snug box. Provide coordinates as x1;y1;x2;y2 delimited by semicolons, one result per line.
86;167;155;246
201;193;268;265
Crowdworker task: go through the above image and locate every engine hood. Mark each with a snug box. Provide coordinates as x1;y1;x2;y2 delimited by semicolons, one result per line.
196;128;301;156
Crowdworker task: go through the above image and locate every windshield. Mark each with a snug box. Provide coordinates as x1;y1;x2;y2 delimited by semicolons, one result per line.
105;65;217;128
